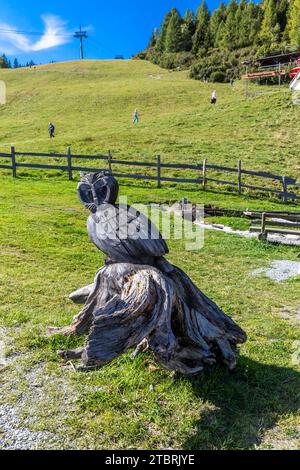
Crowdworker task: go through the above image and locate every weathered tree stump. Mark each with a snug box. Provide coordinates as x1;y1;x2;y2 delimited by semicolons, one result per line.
48;172;246;375
52;262;246;375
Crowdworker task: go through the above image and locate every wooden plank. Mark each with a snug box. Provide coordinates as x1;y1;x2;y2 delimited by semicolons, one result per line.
241;70;286;79
249;214;300;223
250;227;265;233
243;183;300;199
250;227;300;236
108;150;112;175
11;146;16;178
264;221;300;228
264;228;300;236
157;155;161;189
238;160;242;195
67;146;73;180
0;164;12;169
261;213;267;240
285;193;300;201
241;169;287;181
0;153;11;158
203;158;207;190
245;210;300;216
241;183;283;194
282;176;288;203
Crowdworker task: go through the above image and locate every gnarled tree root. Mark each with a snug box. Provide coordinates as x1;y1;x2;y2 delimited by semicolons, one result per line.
49;263;246;375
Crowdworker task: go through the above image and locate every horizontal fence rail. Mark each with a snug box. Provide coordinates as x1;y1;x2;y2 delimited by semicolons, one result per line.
249;212;300;240
0;146;299;204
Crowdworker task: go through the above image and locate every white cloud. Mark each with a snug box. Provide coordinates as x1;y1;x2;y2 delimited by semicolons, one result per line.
0;14;71;54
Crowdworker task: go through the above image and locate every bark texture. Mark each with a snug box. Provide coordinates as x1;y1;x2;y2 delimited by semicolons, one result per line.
52;262;246;375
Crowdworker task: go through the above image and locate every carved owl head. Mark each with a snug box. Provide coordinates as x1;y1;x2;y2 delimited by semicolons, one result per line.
77;172;119;212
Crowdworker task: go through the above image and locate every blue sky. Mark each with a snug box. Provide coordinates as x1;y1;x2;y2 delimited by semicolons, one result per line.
0;1;247;64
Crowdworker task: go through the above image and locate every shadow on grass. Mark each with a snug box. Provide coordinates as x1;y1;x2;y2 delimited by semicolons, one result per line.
182;355;300;450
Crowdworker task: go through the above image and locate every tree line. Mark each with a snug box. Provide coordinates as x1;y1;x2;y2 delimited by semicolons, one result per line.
0;54;36;69
136;0;300;82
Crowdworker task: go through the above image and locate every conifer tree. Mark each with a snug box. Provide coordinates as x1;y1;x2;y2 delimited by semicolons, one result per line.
236;0;248;48
165;8;184;52
210;2;227;48
0;54;9;68
192;1;211;54
248;1;264;45
259;0;281;45
277;0;289;32
237;0;263;48
223;0;239;49
156;11;172;52
147;28;159;49
181;10;196;51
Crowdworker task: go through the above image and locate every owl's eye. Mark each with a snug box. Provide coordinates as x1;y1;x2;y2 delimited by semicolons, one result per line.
96;187;108;203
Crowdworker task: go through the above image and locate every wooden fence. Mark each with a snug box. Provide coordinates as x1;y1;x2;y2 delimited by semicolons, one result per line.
0;146;299;203
246;211;300;240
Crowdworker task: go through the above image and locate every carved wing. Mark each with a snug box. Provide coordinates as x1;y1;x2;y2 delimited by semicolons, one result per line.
115;204;169;260
89;204;168;263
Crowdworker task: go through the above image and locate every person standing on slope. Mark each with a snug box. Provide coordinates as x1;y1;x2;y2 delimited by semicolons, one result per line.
133;109;139;125
211;90;217;105
49;122;55;138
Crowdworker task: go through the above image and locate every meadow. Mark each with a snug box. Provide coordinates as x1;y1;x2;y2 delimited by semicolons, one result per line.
0;59;299;178
0;60;299;450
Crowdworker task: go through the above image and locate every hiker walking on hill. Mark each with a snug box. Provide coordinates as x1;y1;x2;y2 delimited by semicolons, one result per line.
49;122;55;138
133;109;139;125
211;90;217;105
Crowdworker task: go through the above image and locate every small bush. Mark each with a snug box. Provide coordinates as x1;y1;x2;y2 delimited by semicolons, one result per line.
210;71;227;83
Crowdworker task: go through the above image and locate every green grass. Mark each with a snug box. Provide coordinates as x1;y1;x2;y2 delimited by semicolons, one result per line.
0;177;299;450
0;60;299;450
0;60;299;183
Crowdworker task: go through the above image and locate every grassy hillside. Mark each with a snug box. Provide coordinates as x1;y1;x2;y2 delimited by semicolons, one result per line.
0;61;299;450
0;59;299;180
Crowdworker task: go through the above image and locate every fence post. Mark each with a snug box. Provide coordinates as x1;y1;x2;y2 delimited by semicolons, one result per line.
282;176;287;203
202;158;207;190
108;150;112;175
11;146;16;178
260;212;267;241
67;146;73;180
238;159;242;195
157;155;161;188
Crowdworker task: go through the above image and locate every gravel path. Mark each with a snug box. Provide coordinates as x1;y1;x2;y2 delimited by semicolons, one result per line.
0;403;57;450
252;260;300;282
